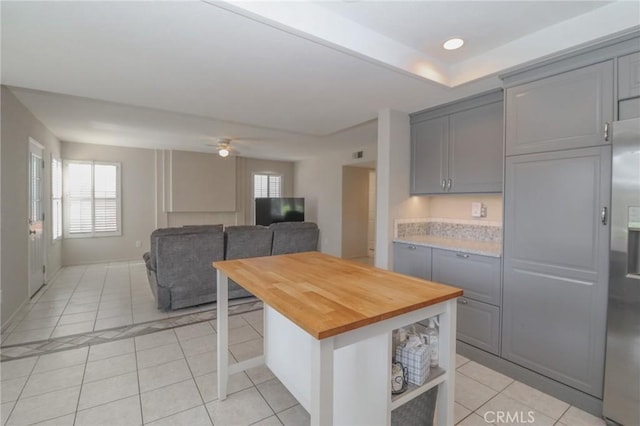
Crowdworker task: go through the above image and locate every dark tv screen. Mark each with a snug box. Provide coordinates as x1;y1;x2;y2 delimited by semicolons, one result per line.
255;198;305;226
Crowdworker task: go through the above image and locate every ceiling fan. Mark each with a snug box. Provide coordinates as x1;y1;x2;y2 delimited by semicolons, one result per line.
206;137;237;158
204;135;270;157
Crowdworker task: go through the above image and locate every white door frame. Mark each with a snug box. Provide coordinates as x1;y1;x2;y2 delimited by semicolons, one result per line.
28;138;46;297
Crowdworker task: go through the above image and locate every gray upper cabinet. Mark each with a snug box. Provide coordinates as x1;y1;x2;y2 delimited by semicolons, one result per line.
393;243;432;280
411;90;503;195
618;52;640;120
411;117;448;194
505;60;614;156
618;52;640;100
448;101;504;193
502;146;611;398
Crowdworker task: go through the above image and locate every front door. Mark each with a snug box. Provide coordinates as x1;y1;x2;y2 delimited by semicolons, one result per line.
28;139;45;297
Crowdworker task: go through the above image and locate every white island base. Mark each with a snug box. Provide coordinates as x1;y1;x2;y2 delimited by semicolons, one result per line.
262;302;456;425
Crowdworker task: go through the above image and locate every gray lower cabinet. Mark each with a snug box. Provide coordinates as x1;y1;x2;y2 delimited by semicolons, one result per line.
502;146;611;398
431;248;502;355
392;243;431;280
456;297;500;355
411;90;503;195
505;60;614;156
432;249;501;306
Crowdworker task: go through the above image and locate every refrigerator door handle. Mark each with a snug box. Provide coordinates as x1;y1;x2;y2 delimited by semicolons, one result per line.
601;206;608;225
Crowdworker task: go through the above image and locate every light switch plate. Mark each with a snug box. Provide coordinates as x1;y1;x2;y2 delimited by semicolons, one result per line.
471;202;483;218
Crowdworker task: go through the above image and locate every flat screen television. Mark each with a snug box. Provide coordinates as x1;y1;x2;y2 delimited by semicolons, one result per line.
255;197;305;226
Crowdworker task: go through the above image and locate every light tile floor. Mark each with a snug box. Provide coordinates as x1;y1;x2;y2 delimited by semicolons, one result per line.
1;261;216;346
1;263;607;425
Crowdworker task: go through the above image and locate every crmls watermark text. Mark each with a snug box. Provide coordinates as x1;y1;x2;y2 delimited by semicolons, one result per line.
483;411;536;424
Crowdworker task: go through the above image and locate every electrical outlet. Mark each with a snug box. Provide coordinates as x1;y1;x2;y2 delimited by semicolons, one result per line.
135;240;141;248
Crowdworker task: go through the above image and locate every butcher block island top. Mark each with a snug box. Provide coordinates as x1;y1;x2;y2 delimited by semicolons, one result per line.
213;251;463;339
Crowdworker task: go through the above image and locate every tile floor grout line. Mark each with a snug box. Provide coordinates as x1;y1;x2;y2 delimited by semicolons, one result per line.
128;262;135;338
48;264;89;341
2;353;40;425
455;409;476;425
80;361;137;386
3;265;85;346
555;404;573;425
470;389;503;422
133;331;145;426
493;381;568;422
173;328;215;426
71;346;91;425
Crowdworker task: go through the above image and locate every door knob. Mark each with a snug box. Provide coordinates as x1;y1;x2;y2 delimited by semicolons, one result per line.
29;229;36;235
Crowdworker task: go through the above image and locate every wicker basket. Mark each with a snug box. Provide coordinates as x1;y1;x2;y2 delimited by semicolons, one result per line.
391;386;438;426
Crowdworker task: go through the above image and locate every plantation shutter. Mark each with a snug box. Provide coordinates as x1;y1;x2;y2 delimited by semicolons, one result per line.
66;162;93;235
254;174;269;198
64;161;121;237
254;174;282;198
268;175;281;197
93;164;118;233
51;157;63;240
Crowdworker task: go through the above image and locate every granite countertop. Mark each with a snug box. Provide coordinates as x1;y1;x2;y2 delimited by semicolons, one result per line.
393;235;502;258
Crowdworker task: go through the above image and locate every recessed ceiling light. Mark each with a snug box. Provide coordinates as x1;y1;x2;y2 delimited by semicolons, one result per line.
443;38;464;50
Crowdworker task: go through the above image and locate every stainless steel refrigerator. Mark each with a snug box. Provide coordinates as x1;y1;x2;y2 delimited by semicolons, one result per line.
603;117;640;425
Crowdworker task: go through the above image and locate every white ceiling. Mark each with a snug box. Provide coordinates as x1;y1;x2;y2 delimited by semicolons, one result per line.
319;1;609;64
2;1;639;160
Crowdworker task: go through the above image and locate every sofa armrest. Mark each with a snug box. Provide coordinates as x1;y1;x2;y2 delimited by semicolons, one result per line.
155;232;224;291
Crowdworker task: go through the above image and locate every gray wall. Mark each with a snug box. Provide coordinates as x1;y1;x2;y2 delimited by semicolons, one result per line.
294;145;377;256
1;86;62;324
61;142;157;265
62;145;295;265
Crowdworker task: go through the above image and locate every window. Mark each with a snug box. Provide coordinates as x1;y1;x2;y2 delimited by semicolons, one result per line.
51;156;62;240
254;174;282;198
63;161;121;238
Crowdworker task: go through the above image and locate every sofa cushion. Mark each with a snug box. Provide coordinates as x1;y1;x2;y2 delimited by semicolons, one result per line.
224;225;274;299
270;222;319;255
224;226;273;260
154;231;224;309
149;225;223;270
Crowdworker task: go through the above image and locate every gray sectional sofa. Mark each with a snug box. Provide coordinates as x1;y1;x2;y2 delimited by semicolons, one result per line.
144;222;319;310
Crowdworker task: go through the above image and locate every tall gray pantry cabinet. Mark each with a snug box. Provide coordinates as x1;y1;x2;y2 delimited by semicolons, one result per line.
502;60;613;398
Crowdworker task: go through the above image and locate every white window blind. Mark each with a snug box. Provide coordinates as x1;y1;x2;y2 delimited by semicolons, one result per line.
63;161;121;238
254;174;282;198
51;156;62;240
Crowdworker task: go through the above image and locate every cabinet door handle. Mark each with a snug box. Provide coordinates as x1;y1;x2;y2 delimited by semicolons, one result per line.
447;179;452;191
441;179;446;190
456;253;469;259
407;245;417;250
601;207;608;225
458;298;468;305
604;122;610;142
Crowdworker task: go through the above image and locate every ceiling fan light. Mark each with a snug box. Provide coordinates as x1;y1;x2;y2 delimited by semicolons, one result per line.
443;38;464;50
218;148;230;158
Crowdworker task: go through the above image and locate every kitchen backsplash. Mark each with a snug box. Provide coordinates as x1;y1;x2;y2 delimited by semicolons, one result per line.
395;218;502;242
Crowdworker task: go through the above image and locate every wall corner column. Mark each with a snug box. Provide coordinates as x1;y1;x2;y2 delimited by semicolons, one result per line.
375;109;411;270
